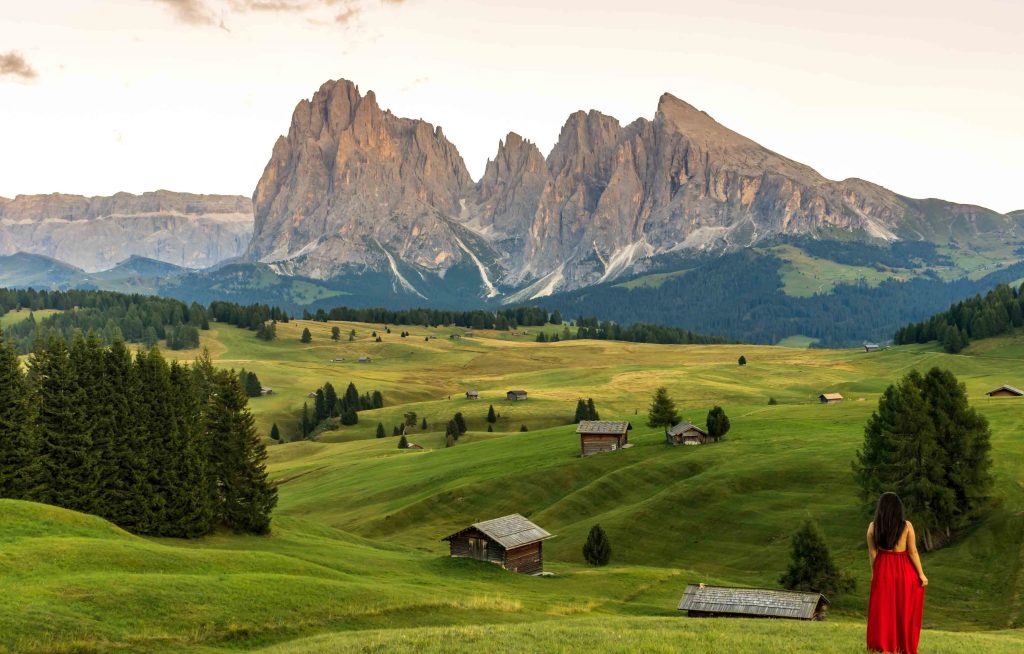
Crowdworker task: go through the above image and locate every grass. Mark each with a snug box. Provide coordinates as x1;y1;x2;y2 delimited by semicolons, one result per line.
774;334;820;348
0;308;61;329
614;269;690;289
5;320;1024;652
763;245;904;297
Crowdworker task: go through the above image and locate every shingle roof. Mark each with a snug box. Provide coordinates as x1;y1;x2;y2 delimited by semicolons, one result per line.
677;584;828;620
443;514;552;549
666;422;707;437
987;385;1024;396
820;393;844;401
576;420;632;435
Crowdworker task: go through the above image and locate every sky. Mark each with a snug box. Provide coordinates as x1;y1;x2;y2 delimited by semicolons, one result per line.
0;0;1022;212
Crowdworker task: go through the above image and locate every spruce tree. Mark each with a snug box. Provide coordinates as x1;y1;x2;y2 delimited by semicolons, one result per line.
574;399;586;423
520;424;528;432
341;406;358;426
165;361;214;537
324;382;339;418
371;390;384;409
779;520;854;596
0;327;36;499
647;387;680;428
582;524;611;566
738;355;747;366
314;388;327;423
487;424;493;433
706;406;731;440
453;412;467;435
300;402;311;438
331;326;341;341
300;327;312;343
445;433;455;447
586;398;599;420
207;370;277;534
421;417;428;430
487;404;497;424
375;422;385;438
270;423;281;441
398;435;408;449
345;382;361;410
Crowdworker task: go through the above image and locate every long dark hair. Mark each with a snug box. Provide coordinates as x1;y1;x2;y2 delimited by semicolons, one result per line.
873;492;906;550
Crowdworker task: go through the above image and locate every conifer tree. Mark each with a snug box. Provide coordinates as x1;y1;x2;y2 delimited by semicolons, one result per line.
574;399;586;423
647;387;680;428
371;390;384;409
586;398;599;420
103;339;153;532
582;524;611;566
300;327;312;343
706;406;731;440
445;433;455;447
207;370;277;534
421;417;428;430
341;406;358;426
738;355;747;366
376;422;385;438
331;326;341;341
270;423;280;441
345;382;361;410
779;520;854;596
398;434;408;449
519;424;528;432
314;388;327;423
486;404;496;424
164;361;214;537
324;382;339;418
487;424;493;432
300;402;311;438
0;327;36;499
453;412;467;435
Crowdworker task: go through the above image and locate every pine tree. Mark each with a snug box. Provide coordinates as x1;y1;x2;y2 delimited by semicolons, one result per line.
574;399;586;423
582;524;611;566
779;520;854;596
300;327;312;343
270;423;281;441
164;361;214;537
398;435;408;449
453;412;467;435
243;371;262;397
487;404;497;423
207;370;277;534
519;424;528;432
348;329;356;341
0;327;36;499
376;422;385;438
105;339;153;533
586;398;599;421
738;355;747;366
314;388;327;423
647;387;680;428
341;406;358;426
324;382;339;418
445;433;455;447
487;424;493;432
300;402;311;438
421;417;428;430
706;406;731;440
331;326;341;341
345;382;361;411
372;390;384;409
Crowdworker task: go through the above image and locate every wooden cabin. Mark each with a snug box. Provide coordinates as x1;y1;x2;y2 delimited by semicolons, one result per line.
819;393;844;404
259;387;274;396
404;442;424;450
358;356;372;363
507;390;528;401
863;343;881;353
986;385;1024;397
677;584;829;621
577;420;632;457
665;422;717;445
332;357;345;363
465;390;480;400
442;514;552;575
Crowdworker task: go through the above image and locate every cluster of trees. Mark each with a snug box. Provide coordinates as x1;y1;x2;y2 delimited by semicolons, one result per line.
238;369;263;398
300;381;383;438
256;321;277;341
894;282;1024;353
572;318;727;345
208;301;289;330
165;324;201;350
647;388;731;439
303;306;555;330
444;412;468;447
0;330;276;536
574;398;599;422
534;249;1024;347
783;236;952;270
853;368;992;551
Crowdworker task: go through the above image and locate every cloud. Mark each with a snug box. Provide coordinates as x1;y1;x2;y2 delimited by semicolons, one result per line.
155;0;408;29
0;51;38;81
153;0;218;26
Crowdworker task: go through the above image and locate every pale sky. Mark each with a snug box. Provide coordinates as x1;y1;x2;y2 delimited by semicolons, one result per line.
1;0;1022;212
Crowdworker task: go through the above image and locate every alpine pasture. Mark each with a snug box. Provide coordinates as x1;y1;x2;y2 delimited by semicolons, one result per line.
4;317;1024;653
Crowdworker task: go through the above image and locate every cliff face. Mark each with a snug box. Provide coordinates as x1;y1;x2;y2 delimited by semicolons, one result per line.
248;80;1020;299
0;191;253;272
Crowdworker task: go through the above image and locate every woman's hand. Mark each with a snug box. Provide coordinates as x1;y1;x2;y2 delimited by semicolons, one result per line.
919;574;929;588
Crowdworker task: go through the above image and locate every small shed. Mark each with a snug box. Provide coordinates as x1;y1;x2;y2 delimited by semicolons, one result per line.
986;385;1024;397
404;442;424;450
332;357;345;363
507;390;528;401
864;343;881;353
307;392;317;398
819;393;844;404
677;584;829;621
442;514;552;575
259;387;274;396
577;420;632;457
358;356;372;363
666;422;717;446
465;390;480;400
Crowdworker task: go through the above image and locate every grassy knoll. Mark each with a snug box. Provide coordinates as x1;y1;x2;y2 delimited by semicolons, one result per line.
764;245;904;297
0;308;60;329
5;320;1024;652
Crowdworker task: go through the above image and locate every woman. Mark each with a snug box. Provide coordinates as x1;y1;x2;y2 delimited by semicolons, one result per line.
866;492;928;654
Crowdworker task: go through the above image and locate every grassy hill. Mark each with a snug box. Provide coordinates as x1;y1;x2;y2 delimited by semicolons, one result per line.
5;320;1024;652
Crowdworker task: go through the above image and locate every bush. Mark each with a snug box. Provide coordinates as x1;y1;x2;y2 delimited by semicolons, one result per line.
582;524;611;566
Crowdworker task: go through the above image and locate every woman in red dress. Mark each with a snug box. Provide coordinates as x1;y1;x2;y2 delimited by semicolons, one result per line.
866;492;928;654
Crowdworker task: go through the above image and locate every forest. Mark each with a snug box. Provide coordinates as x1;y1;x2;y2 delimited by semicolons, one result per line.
894;282;1024;353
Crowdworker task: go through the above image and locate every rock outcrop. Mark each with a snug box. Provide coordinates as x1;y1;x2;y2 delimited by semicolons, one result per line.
0;191;253;272
248;79;1020;298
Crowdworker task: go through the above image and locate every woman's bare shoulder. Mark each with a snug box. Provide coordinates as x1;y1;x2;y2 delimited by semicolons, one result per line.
867;521;875;533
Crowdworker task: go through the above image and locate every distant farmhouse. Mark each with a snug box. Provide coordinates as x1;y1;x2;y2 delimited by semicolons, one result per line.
819;393;844;404
507;390;528;401
358;356;372;363
665;422;718;446
986;385;1024;398
332;357;345;363
577;420;632;456
259;387;274;396
863;343;881;353
465;390;480;400
442;514;552;575
678;584;829;621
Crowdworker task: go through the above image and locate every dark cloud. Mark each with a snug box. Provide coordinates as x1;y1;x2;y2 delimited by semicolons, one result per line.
153;0;218;26
0;51;38;81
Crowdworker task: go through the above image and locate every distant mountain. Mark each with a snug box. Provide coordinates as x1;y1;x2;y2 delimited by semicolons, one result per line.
0;190;253;272
0;252;88;289
247;79;1022;302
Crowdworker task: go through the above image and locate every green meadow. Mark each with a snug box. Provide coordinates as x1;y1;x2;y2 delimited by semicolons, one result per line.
4;318;1024;652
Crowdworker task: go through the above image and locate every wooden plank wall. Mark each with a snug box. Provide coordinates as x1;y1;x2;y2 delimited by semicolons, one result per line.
504;543;543;575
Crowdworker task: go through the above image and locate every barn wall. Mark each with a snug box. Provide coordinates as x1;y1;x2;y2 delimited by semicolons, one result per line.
581;434;624;456
990;390;1020;397
504;542;543;575
448;529;505;564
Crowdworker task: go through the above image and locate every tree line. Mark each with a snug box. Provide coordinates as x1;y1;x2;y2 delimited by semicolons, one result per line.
302;305;556;330
299;381;384;438
0;329;277;536
894;282;1024;353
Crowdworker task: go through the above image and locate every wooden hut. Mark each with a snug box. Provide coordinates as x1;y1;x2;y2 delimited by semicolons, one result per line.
577;420;632;456
358;356;372;363
259;387;274;396
863;343;881;353
986;385;1024;397
665;422;717;445
507;390;528;401
442;514;552;575
819;393;844;404
677;584;829;621
465;390;480;400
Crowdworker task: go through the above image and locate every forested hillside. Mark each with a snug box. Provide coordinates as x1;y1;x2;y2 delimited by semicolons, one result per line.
895;282;1024;352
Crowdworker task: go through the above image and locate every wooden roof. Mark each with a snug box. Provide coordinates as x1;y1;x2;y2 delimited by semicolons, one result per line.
442;514;552;549
677;584;828;620
666;422;707;437
820;393;844;401
507;389;527;394
576;420;632;435
986;385;1024;396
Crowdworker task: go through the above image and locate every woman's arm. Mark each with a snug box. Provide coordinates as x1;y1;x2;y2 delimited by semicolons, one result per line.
866;522;877;572
906;522;928;587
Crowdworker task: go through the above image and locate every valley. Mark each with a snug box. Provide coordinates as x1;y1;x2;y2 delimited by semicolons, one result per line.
4;312;1024;652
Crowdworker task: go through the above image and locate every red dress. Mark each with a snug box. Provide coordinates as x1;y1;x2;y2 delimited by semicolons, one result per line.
867;549;925;654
